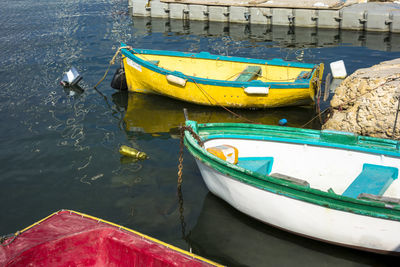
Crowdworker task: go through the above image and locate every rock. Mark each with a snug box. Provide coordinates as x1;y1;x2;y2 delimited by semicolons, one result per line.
322;58;400;139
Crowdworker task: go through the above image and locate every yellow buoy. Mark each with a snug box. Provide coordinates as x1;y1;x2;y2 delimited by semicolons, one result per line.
119;145;148;160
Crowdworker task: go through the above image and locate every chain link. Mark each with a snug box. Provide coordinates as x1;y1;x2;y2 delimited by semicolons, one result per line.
176;125;202;252
177;184;187;242
178;127;185;189
177;125;203;189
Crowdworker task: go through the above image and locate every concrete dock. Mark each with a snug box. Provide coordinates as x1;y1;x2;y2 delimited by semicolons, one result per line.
129;0;400;32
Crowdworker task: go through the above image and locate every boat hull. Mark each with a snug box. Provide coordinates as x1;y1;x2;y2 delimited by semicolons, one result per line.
121;47;323;108
0;210;222;267
184;121;400;255
195;159;400;254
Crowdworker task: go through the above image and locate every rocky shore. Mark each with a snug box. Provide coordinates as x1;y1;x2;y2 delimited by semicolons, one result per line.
322;58;400;139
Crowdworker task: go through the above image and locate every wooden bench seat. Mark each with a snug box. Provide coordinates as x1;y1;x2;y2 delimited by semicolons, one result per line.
234;66;262;82
269;173;310;187
342;163;398;198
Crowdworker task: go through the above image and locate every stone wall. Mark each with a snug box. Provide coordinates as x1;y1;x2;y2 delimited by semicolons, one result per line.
322;58;400;139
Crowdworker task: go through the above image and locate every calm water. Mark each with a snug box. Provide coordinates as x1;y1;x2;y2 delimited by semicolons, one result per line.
1;0;400;265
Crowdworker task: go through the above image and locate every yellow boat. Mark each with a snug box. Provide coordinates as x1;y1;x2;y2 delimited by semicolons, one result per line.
120;44;324;108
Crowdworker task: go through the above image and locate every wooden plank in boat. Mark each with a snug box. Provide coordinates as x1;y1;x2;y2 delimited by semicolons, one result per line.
269;173;310;187
358;193;400;206
234;66;261;82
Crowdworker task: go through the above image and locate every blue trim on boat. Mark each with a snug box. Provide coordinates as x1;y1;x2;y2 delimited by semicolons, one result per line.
202;133;400;157
237;157;274;175
120;44;316;89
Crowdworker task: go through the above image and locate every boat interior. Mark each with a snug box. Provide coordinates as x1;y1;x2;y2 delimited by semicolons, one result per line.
133;53;314;83
3;227;203;266
204;138;400;202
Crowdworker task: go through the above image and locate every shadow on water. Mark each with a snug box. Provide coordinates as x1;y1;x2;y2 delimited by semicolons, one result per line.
188;193;398;266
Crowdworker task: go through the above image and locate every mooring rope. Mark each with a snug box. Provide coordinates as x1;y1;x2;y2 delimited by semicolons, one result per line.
0;231;20;247
183;64;320;124
182;75;260;124
314;68;323;124
93;46;132;89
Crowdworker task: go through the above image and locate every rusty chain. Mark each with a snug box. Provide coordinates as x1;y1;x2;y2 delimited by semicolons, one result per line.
177;127;185;190
177;125;203;189
176;124;203;251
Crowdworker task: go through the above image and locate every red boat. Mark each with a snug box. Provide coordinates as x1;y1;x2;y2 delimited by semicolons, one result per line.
0;210;223;267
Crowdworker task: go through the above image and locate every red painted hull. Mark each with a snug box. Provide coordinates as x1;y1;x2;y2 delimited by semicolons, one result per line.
0;210;221;267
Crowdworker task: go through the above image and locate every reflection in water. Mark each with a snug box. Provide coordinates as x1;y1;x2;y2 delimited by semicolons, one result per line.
189;193;398;266
132;17;400;53
115;91;319;137
62;84;85;97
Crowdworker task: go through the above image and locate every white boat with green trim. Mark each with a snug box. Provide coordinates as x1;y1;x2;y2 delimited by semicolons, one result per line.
183;120;400;255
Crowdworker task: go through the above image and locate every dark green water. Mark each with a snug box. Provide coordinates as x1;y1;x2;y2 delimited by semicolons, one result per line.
1;0;400;265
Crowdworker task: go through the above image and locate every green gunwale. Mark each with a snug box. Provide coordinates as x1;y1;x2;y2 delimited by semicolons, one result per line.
184;120;400;221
